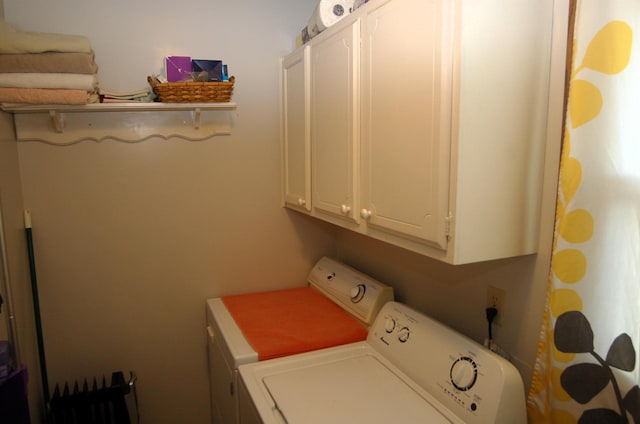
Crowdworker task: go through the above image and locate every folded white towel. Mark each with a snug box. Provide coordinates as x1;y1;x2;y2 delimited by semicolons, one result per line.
0;73;98;91
0;20;92;54
99;87;150;98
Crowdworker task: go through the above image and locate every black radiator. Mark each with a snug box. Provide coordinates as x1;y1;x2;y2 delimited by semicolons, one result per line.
49;371;132;424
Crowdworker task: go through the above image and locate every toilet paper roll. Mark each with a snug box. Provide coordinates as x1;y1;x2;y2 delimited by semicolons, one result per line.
306;0;355;39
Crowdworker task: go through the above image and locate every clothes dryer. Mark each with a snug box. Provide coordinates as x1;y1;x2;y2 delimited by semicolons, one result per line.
206;257;393;424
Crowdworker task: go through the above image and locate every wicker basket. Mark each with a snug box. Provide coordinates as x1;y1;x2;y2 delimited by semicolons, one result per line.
147;75;235;103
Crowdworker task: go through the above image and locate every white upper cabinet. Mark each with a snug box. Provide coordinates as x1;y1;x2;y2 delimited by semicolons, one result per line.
360;0;452;250
282;46;312;212
310;19;361;224
283;0;555;265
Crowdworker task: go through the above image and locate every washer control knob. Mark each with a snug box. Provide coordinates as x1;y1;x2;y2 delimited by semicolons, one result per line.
450;356;478;391
398;327;410;343
385;317;396;333
350;284;366;302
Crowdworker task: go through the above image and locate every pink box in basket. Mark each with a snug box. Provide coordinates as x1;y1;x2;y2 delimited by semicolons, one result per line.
165;56;192;82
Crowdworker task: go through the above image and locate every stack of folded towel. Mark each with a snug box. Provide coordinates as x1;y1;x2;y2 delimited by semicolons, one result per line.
0;20;99;105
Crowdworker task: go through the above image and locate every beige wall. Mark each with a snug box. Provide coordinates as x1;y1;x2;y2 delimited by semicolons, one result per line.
3;0;568;422
4;1;332;423
333;0;568;389
0;111;44;423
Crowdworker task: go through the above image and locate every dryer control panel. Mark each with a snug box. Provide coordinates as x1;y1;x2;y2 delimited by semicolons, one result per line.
307;257;394;326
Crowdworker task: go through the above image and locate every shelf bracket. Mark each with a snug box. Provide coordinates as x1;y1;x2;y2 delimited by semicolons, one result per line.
49;110;65;133
191;107;201;130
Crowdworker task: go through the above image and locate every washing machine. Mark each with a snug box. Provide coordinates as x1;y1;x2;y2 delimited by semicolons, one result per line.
205;257;394;424
237;301;526;424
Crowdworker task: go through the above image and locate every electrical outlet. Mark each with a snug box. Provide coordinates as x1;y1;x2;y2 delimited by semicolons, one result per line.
486;286;505;326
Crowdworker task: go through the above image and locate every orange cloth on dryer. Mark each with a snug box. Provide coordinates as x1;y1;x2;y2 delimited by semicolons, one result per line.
222;286;367;361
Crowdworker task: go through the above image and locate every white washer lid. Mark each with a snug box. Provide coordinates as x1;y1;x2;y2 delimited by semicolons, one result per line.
263;354;453;423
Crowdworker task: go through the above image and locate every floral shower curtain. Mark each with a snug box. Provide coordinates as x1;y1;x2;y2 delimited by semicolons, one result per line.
527;0;640;423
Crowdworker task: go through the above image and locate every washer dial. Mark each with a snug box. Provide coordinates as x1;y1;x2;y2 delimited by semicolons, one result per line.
350;283;366;302
450;356;478;391
397;327;410;343
385;317;396;333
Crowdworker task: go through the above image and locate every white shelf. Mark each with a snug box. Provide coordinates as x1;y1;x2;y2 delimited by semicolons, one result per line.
2;102;237;145
1;102;237;113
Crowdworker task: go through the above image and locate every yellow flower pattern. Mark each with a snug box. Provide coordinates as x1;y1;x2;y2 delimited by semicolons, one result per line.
527;16;633;423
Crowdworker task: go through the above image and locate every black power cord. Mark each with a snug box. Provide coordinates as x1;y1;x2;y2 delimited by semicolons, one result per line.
486;306;498;349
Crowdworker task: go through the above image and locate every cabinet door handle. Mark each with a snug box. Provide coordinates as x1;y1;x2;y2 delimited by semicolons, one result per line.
360;209;372;220
297;197;306;206
340;204;351;214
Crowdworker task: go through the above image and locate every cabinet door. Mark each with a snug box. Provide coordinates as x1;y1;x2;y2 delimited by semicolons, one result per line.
360;0;452;249
311;19;360;223
282;47;311;212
